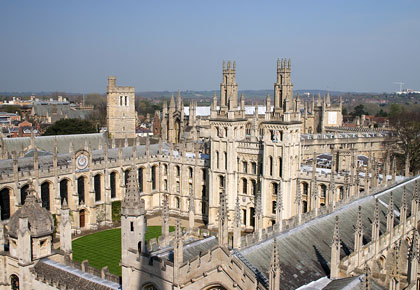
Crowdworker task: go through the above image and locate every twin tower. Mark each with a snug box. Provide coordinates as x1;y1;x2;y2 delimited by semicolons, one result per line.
218;58;293;115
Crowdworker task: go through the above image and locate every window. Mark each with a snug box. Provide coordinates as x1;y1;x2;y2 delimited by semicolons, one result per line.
252;180;257;196
41;182;50;210
303;183;309;196
202;169;206;181
176;166;180;177
269;156;273;176
175;197;180;208
60;179;68;205
243;209;247;225
94;174;101;202
176;181;180;193
164;179;168;191
279;157;283;178
0;188;10;220
120;96;123;106
224;152;228;170
20;184;29;205
216;151;220;168
252;162;257;174
242;178;247;194
243;161;248;173
272;183;278;195
110;173;116;199
163;164;168;175
219;175;225;188
125;96;128;106
138;168;144;192
272;201;277;214
189;183;193;194
130;222;134;232
151;166;157;190
189;167;193;179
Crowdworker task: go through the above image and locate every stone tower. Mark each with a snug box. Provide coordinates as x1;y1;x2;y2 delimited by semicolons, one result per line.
274;58;293;115
220;60;238;113
106;76;136;139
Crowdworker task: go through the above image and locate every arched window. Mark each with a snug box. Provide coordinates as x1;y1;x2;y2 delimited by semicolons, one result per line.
0;188;10;220
124;169;130;186
41;182;50;210
94;174;101;202
151;166;157;190
77;176;85;204
110;172;116;199
20;184;29;205
119;96;123;106
269;156;273;176
11;274;19;290
60;179;68;205
272;201;277;214
303;200;308;213
176;166;180;177
124;96;128;106
138;167;144;192
251;180;257;196
339;187;344;200
188;167;193;179
242;178;247;194
175;197;180;209
163;164;168;175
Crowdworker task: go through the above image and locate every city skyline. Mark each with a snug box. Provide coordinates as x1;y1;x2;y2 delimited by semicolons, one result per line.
0;0;419;93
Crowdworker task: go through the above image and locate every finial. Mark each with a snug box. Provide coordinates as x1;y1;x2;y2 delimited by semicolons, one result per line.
234;195;241;228
223;60;225;69
233;61;236;70
227;60;231;69
277;58;280;69
374;198;379;226
288;58;291;69
332;215;340;247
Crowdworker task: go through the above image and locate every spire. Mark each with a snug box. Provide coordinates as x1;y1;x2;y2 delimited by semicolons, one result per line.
218;191;228;246
354;206;363;258
362;264;372;290
276;182;283;230
269;238;281;290
121;168;144;216
330;215;341;279
174;217;183;264
233;195;242;249
169;93;175;109
387;192;395;232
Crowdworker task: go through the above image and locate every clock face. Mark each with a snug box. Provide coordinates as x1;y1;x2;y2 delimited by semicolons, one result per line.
76;154;88;170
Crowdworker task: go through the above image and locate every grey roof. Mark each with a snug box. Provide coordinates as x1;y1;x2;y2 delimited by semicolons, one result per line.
239;176;418;289
32;103;90;120
32;259;120;290
1;132;108;155
322;276;387;290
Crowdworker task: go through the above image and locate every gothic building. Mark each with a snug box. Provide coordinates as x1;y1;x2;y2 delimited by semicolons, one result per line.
0;59;415;289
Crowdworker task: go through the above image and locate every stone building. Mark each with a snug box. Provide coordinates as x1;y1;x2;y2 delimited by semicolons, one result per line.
0;58;415;289
106;76;136;139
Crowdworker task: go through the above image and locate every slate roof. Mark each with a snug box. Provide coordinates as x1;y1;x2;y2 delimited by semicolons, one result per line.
32;259;120;290
239;176;419;289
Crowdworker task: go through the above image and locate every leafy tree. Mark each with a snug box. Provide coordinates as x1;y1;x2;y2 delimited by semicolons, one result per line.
43;118;97;136
342;107;348;115
351;104;369;117
375;109;388;117
390;109;420;174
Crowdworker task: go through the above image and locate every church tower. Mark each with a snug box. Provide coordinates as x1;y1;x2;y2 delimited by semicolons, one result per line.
106;76;136;139
273;58;293;116
220;60;238;113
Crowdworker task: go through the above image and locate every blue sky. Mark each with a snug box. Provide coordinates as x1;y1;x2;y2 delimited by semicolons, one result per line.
0;0;419;93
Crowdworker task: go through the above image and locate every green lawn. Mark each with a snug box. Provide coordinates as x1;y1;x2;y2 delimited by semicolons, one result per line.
72;226;174;276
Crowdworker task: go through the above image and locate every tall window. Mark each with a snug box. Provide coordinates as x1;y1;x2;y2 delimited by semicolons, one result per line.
252;180;257;196
224;152;228;170
124;169;130;186
138;167;144;192
279;157;283;178
176;166;180;177
0;188;10;220
41;182;50;210
272;183;278;195
242;178;247;194
202;169;206;181
216;151;219;169
219;175;225;188
189;167;193;179
175;197;180;209
176;181;180;193
94;174;101;202
243;161;248;173
78;177;85;204
269;156;273;176
124;96;128;106
151;166;157;190
110;172;116;199
20;184;29;205
252;162;257;174
272;201;277;214
60;179;68;205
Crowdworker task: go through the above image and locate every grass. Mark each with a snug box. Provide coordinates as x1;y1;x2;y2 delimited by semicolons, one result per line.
72;226;174;276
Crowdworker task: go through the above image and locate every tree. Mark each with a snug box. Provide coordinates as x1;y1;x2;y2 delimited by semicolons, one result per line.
351;104;369;117
375;109;388;117
390;109;420;174
43;118;97;136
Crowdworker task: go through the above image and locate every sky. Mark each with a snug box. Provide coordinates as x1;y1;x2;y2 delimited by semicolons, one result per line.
0;0;419;93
